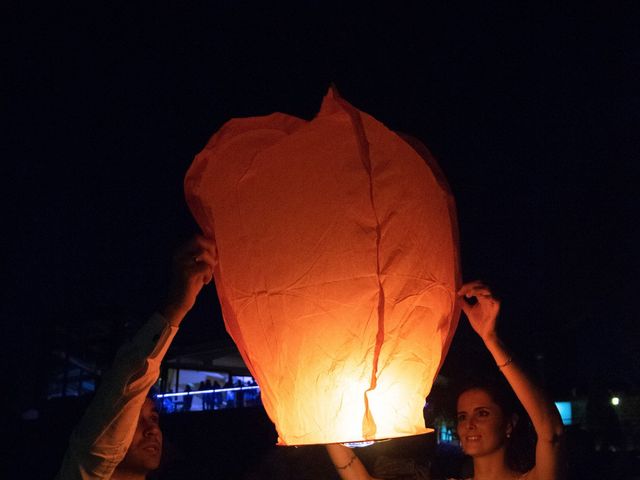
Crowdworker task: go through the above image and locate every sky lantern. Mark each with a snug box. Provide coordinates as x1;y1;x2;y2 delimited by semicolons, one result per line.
185;87;460;445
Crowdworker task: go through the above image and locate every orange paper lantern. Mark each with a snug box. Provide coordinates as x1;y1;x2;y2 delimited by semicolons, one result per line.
185;88;460;445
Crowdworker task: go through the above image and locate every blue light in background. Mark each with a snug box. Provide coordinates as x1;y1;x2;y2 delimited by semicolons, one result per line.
156;385;260;398
555;401;572;425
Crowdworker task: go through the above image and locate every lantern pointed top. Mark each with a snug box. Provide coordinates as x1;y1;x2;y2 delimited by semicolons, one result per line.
318;84;349;117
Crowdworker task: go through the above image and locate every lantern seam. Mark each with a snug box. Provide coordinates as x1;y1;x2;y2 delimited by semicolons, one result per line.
333;91;385;441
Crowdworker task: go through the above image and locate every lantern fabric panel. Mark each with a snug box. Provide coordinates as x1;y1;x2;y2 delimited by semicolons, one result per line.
185;88;460;445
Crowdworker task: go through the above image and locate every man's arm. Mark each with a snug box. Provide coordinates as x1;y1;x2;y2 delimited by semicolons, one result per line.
56;236;216;480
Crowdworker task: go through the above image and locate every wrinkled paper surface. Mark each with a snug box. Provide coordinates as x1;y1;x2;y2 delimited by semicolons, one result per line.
185;88;460;445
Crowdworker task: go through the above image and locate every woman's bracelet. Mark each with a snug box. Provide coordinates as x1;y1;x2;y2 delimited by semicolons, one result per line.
336;454;357;470
497;356;514;369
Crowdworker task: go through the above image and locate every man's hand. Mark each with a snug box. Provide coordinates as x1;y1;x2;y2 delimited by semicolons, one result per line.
457;281;500;342
160;235;216;326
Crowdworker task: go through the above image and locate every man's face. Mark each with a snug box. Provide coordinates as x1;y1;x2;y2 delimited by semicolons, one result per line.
117;398;163;476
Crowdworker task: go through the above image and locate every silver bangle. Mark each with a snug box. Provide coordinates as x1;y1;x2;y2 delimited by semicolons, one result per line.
497;356;513;369
337;454;357;470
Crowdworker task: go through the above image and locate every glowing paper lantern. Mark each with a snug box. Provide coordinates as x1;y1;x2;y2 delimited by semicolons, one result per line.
185;88;460;445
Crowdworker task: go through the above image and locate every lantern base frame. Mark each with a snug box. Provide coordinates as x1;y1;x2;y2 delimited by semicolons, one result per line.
275;429;434;447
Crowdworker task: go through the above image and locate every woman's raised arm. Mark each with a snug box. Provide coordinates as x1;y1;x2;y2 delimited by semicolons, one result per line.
458;281;566;480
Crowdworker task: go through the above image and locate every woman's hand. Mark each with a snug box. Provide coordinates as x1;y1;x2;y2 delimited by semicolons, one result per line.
457;281;500;342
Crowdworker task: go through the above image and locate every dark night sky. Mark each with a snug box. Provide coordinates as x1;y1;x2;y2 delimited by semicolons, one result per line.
4;2;639;412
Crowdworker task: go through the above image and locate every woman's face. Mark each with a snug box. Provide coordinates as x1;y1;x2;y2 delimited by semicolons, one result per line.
456;388;511;458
